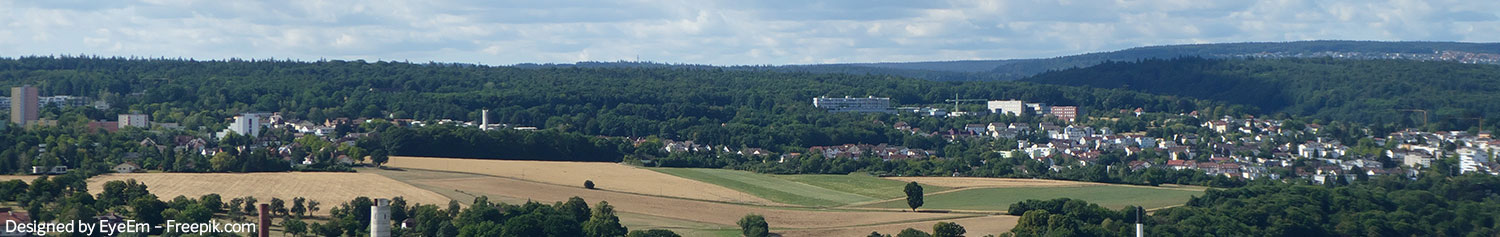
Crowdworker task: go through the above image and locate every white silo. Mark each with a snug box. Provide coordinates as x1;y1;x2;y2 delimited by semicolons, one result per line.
371;198;391;237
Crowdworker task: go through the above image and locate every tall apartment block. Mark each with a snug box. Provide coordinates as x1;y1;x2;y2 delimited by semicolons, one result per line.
10;85;39;126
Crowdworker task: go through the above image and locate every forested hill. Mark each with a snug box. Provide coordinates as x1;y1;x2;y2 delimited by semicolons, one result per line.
525;41;1500;81
1023;57;1500;130
0;56;1219;150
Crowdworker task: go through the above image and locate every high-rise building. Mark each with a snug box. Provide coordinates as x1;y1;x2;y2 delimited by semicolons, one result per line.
10;85;39;126
119;114;150;129
813;96;894;113
987;100;1024;116
219;113;263;139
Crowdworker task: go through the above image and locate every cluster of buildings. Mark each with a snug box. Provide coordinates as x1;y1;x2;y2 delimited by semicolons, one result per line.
1239;50;1500;65
986;100;1079;121
647;138;936;163
891;112;1500;182
813;96;1080;122
1384;130;1498;175
807;144;935;160
7;85;128;130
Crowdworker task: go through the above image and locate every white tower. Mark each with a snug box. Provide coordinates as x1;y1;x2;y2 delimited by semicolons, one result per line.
481;109;489;130
371;198;391;237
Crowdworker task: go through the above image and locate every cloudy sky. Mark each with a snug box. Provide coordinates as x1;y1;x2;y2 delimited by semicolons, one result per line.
2;0;1497;65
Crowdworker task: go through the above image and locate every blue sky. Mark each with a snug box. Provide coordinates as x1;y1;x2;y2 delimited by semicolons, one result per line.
2;0;1497;65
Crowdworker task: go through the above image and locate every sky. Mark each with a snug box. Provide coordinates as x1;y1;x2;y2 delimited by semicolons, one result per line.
2;0;1498;66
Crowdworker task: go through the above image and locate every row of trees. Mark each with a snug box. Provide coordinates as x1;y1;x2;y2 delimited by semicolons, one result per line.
1003;173;1500;236
1;173;693;237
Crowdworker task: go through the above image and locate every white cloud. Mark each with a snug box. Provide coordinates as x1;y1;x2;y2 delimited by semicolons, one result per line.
0;0;1496;65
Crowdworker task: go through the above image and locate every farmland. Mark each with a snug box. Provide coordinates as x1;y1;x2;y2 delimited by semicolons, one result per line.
858;185;1206;211
383;156;774;205
366;157;1215;236
86;172;451;214
883;176;1104;188
651;168;952;206
370;157;1018;236
650;168;882;206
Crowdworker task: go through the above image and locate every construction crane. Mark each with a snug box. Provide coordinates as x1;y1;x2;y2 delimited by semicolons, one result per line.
1398;109;1428;130
943;94;988;113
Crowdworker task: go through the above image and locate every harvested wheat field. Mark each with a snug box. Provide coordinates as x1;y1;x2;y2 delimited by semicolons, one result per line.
88;172;450;214
884;177;1102;189
406;173;974;230
780;215;1018;237
385;156;773;205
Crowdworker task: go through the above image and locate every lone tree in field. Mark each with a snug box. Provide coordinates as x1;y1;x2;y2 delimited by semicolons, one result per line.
738;214;769;237
584;180;596;189
905;181;924;211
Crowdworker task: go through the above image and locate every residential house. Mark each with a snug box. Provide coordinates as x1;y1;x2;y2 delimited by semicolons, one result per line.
113;162;141;173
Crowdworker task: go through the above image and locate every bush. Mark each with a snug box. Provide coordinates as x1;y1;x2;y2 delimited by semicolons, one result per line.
933;222;965;237
626;229;682;237
896;228;931;237
738;214;769;237
584;180;596;189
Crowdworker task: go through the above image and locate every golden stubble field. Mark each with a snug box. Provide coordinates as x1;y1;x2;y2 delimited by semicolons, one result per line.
384;156;774;205
87;172;451;214
372;157;1017;236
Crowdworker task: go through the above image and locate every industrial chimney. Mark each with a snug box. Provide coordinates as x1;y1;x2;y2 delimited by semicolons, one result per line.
258;203;270;237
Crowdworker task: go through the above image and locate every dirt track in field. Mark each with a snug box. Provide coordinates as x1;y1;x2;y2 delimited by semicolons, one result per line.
87;172;450;214
385;156;774;205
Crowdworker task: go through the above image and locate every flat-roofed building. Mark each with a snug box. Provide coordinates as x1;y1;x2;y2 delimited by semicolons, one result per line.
119;114;150;129
813;96;893;113
1050;106;1079;121
987;100;1024;116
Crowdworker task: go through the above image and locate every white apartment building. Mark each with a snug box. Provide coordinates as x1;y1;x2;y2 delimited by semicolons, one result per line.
119;114;149;129
987;100;1024;115
813;96;893;113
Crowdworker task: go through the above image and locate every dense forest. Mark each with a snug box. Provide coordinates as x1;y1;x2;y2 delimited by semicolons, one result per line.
1027;57;1500;131
0;56;1220;153
1007;173;1500;236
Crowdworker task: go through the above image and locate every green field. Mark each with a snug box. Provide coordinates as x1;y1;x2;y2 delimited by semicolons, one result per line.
773;173;948;199
649;168;945;207
859;185;1204;211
